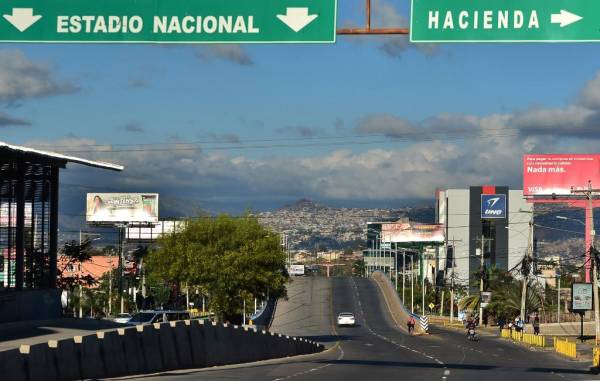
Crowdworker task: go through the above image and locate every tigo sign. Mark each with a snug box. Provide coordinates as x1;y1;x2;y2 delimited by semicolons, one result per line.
481;194;506;219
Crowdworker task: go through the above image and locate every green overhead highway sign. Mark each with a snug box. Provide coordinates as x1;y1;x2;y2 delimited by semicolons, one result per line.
0;0;337;43
410;0;597;42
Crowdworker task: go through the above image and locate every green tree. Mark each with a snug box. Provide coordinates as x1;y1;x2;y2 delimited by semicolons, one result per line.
352;259;365;277
146;214;288;321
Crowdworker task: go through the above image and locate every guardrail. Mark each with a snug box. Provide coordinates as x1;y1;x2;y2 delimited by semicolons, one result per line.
553;337;577;358
500;329;545;347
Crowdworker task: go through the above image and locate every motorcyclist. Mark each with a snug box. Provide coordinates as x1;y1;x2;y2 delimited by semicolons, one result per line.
466;319;477;339
407;316;416;334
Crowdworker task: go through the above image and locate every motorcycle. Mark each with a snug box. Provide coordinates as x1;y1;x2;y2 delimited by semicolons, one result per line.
467;329;479;341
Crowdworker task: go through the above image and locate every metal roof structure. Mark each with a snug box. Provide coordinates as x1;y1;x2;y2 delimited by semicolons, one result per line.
0;141;124;171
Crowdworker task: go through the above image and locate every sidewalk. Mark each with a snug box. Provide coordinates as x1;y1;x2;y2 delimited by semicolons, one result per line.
0;318;125;352
430;316;597;364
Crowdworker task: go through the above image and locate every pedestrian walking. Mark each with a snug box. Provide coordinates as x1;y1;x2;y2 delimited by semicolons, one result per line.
532;314;540;335
498;316;506;334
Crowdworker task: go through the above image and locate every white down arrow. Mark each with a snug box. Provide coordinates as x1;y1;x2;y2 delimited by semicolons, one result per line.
277;8;318;32
3;8;42;32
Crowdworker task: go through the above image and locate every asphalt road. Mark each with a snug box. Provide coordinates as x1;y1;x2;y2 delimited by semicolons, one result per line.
121;276;599;381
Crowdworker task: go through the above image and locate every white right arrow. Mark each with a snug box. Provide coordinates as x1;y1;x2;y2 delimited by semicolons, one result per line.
277;8;318;32
3;8;42;32
551;9;582;27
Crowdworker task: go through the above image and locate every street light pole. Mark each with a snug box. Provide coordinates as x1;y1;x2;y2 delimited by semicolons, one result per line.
557;268;561;324
402;250;406;304
394;243;398;291
410;254;414;313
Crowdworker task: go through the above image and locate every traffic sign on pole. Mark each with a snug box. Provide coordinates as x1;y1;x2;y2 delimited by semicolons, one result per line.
0;0;337;44
410;0;596;42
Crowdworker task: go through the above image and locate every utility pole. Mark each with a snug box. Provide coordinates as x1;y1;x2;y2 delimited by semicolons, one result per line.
557;267;560;324
572;181;600;345
520;217;534;321
476;234;494;326
517;210;535;322
79;230;83;319
446;237;461;323
479;235;484;327
108;248;113;316
410;254;414;313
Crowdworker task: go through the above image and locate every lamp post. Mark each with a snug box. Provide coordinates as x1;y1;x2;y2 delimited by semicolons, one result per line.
366;228;381;277
505;221;532;323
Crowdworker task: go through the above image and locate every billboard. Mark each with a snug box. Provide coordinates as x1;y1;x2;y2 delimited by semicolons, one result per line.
523;154;600;196
289;265;305;276
126;220;186;241
572;282;593;311
481;194;506;219
86;193;159;223
381;222;444;243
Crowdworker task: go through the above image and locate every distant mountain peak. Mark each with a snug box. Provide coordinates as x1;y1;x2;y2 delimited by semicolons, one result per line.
280;198;326;211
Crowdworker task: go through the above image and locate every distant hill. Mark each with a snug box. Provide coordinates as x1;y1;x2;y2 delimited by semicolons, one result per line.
257;198;435;251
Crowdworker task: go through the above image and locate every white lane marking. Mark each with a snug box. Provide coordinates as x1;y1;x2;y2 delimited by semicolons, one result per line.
270;332;345;381
350;278;449;381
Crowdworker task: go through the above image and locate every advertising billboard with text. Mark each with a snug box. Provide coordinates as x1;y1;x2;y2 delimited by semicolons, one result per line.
572;282;593;311
523;154;600;196
86;193;159;223
381;222;445;243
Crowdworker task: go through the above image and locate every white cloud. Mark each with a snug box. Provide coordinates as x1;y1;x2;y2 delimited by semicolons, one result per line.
0;50;77;103
580;71;600;109
23;70;600;211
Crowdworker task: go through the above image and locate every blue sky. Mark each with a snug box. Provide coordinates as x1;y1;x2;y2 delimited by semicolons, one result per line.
2;0;600;216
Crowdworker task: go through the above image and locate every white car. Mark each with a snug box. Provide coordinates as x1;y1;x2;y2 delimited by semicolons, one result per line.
113;313;132;324
337;312;356;327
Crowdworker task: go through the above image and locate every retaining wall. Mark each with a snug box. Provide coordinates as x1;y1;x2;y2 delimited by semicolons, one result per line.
0;319;324;381
371;271;427;335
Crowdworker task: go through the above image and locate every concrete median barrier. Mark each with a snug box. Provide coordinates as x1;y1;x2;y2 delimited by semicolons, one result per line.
1;317;323;381
157;322;179;371
120;327;144;375
191;320;210;367
23;342;58;381
0;348;28;381
172;321;194;369
54;338;81;381
77;334;106;380
214;323;238;365
98;330;128;378
137;324;164;374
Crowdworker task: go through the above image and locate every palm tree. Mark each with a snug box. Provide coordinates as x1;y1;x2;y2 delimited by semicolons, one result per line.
458;267;545;321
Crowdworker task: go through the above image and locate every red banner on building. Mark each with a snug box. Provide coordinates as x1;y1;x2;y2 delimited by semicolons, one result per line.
523;154;600;196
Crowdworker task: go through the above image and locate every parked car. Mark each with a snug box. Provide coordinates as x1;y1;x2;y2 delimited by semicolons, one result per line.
113;313;132;324
337;312;356;327
126;310;191;325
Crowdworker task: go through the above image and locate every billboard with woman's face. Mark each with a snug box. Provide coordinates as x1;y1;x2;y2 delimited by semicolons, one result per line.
86;193;159;223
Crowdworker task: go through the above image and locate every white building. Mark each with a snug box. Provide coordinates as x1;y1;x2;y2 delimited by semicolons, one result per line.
436;186;532;291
